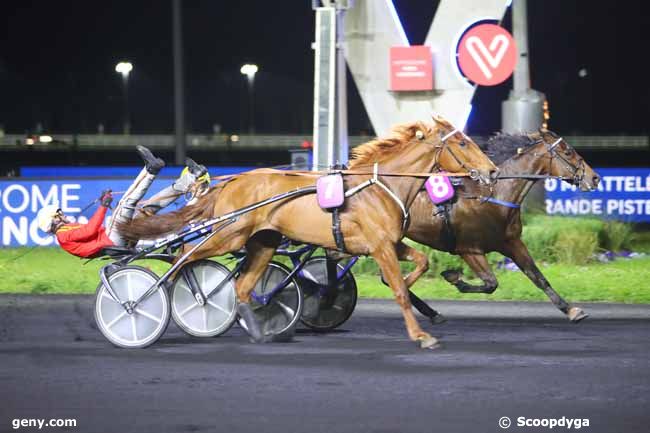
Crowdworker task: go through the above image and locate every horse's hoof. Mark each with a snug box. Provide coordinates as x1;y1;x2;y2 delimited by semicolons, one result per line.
248;335;273;344
440;270;461;284
416;335;440;350
568;307;589;323
430;313;447;325
237;303;265;342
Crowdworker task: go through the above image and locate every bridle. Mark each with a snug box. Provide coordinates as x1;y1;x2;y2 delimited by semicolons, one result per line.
436;128;484;183
497;135;588;188
538;136;587;187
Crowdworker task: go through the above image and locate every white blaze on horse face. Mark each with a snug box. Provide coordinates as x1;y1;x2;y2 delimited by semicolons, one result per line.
465;34;509;80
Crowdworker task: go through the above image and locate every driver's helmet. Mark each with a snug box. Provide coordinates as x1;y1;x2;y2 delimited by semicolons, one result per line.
181;166;210;185
37;205;61;233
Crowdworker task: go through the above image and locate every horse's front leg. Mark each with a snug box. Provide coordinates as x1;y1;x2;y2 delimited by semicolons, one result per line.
371;244;439;349
503;239;587;322
441;253;498;294
234;231;283;343
395;242;446;325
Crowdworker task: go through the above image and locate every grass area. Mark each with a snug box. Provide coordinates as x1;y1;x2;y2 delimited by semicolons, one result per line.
0;247;648;303
0;248;171;295
356;257;650;304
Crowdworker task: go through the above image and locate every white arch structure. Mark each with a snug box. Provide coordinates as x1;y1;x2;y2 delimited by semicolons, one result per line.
313;0;510;168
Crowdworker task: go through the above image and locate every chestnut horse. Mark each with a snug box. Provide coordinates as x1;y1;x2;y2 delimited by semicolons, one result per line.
394;130;600;323
119;118;497;349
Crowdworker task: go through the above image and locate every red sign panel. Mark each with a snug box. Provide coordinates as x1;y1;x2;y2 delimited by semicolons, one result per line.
457;24;517;86
389;46;433;91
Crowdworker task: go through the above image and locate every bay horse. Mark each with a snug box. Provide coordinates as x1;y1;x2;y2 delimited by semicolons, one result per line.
393;130;600;323
118;117;497;349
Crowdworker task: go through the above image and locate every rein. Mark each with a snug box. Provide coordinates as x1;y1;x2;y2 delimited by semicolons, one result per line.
210;168;473;182
458;135;585;209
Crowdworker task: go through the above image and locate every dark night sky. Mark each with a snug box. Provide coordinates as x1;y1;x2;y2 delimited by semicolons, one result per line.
1;0;649;136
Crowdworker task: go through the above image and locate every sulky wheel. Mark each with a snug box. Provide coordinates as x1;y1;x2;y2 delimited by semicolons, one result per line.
170;260;237;338
237;261;303;342
94;265;170;348
298;256;357;330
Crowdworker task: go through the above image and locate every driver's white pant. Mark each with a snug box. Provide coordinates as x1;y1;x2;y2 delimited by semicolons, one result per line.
136;171;197;217
105;169;197;246
105;168;156;246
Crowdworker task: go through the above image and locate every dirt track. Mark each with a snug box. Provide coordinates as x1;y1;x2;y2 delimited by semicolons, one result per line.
1;295;649;433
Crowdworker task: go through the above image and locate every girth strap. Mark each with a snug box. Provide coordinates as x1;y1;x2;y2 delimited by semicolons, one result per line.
434;202;456;251
331;208;346;252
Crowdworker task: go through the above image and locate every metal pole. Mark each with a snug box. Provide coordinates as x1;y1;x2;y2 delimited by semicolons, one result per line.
335;5;348;165
512;0;530;96
502;0;543;134
122;74;130;135
172;0;186;165
247;75;255;134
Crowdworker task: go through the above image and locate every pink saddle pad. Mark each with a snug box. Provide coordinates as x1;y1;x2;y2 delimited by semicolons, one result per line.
317;174;345;209
425;174;455;204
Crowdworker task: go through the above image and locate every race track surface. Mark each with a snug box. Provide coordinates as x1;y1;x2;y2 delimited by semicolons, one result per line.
1;295;649;433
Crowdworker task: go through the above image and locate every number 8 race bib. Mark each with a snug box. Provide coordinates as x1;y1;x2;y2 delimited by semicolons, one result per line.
425;174;455;204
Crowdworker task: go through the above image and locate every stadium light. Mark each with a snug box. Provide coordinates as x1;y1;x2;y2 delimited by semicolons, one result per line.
115;61;133;77
240;64;258;80
115;61;133;134
240;64;259;134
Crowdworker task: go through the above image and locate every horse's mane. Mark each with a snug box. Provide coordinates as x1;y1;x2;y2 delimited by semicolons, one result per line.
348;120;443;168
483;132;543;165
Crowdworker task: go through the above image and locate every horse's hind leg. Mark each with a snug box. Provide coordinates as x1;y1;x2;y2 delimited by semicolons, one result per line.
371;245;439;349
441;253;498;294
395;242;446;325
235;231;283;343
503;239;586;322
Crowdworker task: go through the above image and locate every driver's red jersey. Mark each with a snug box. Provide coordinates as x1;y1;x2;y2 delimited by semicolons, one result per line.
55;206;114;258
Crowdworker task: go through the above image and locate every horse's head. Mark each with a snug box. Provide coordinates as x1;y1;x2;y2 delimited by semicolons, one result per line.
531;129;600;191
430;116;498;185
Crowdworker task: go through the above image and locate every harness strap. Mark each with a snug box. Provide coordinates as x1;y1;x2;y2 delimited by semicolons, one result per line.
483;197;521;209
374;179;409;232
441;129;459;142
332;163;411;252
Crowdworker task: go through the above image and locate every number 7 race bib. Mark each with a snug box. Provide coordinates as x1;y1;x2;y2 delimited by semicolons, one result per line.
425;174;455;204
317;173;345;209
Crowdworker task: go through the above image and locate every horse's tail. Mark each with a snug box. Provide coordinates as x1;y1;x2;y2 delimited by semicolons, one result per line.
117;185;224;241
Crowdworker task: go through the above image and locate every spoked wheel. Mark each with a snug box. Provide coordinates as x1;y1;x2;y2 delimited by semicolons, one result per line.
238;261;303;341
94;265;170;348
299;256;357;330
170;260;237;337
